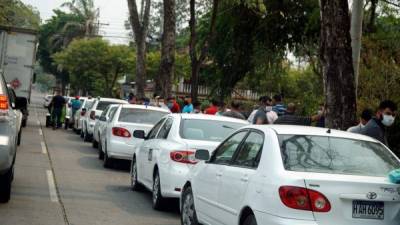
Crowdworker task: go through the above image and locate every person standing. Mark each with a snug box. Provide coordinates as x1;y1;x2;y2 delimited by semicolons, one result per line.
252;96;277;124
223;101;246;120
192;101;202;114
167;97;181;113
347;108;373;133
182;97;194;113
274;103;322;126
272;94;287;116
205;99;219;115
71;96;81;121
360;100;397;145
50;91;66;129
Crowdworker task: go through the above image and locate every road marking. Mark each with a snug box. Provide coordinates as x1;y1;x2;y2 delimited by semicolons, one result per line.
41;141;47;154
46;170;59;203
38;128;43;136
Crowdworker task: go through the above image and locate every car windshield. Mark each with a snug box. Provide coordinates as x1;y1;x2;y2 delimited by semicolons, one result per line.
84;100;94;109
278;135;400;177
180;119;245;142
118;108;168;124
96;101;121;111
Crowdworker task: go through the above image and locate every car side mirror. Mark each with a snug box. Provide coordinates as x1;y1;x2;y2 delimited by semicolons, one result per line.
95;115;100;120
133;130;146;139
195;149;210;161
82;108;87;112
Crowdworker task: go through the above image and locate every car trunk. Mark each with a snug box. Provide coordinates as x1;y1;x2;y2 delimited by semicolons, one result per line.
115;122;153;146
300;173;400;225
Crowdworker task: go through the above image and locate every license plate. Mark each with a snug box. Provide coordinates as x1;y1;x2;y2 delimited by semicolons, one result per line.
352;200;384;220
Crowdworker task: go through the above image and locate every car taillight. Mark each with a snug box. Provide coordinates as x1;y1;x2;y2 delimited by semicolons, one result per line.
112;127;131;138
81;111;86;116
170;151;197;164
279;186;331;212
90;111;96;120
0;95;9;110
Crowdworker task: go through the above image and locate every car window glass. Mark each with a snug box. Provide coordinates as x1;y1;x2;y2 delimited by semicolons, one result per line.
148;118;166;139
279;135;400;177
211;131;248;165
118;108;168;124
101;106;110;117
7;88;15;105
232;132;264;168
108;107;118;121
157;118;173;139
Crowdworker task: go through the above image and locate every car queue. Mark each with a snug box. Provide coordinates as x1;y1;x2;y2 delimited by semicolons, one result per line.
45;95;400;225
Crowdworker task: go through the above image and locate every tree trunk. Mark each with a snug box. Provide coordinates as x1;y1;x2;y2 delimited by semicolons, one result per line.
158;0;176;98
367;0;378;32
320;0;357;130
127;0;151;98
189;0;219;102
350;0;364;95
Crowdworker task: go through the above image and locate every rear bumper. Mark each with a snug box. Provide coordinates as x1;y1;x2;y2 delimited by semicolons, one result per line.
254;211;318;225
108;140;135;160
87;121;95;135
159;163;190;199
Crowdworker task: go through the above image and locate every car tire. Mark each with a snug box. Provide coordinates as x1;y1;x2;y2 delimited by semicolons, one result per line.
103;142;112;168
243;214;257;225
17;129;22;146
0;167;13;203
152;171;165;210
80;130;84;139
84;130;91;142
181;186;199;225
98;141;104;160
64;119;69;130
130;158;144;191
21;118;27;128
92;139;98;148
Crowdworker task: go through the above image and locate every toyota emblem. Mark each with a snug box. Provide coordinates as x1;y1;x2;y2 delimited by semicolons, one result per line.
366;192;377;200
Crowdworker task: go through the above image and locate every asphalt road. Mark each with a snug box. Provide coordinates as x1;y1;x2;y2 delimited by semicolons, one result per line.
0;91;180;225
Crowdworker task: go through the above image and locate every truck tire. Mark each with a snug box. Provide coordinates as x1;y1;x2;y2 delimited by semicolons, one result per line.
0;167;13;203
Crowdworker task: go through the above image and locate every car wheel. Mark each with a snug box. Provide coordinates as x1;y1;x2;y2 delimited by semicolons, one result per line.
243;214;257;225
84;130;91;142
152;171;165;210
130;158;144;191
80;130;84;138
21;118;27;128
103;142;112;168
0;166;13;203
98;140;104;160
181;186;199;225
64;119;69;130
17;129;22;146
92;139;98;148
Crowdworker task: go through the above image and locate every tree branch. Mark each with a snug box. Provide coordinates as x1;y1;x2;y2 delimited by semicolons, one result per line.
198;0;219;63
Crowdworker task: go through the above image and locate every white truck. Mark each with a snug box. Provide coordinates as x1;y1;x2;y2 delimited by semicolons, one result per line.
0;26;37;127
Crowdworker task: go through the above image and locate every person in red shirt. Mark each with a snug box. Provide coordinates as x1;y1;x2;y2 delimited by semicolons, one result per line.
167;97;181;113
205;99;219;115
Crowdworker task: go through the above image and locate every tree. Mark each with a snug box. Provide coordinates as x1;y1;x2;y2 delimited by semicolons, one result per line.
320;0;357;129
157;0;176;98
0;0;40;29
189;0;219;101
52;0;99;48
53;38;134;96
127;0;152;98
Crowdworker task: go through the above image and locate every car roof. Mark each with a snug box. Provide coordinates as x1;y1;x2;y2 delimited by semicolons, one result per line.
178;113;250;124
121;104;171;113
96;98;128;103
245;125;379;143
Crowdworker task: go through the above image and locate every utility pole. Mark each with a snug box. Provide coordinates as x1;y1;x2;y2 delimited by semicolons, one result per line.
350;0;364;95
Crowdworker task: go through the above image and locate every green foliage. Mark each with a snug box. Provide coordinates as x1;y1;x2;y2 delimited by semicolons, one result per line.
53;38;135;96
0;0;40;29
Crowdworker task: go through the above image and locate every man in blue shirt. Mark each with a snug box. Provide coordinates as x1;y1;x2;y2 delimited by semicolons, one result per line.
272;94;286;116
182;96;194;113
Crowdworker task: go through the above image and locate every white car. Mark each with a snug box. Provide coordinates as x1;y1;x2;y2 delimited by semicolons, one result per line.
100;105;170;167
7;86;22;146
82;98;128;142
43;94;53;108
180;125;400;225
92;104;120;149
73;97;94;134
130;114;249;210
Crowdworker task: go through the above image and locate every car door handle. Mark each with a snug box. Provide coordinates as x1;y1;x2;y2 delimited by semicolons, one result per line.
240;177;249;182
216;172;222;177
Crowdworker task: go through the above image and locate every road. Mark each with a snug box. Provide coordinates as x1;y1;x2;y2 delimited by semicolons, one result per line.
0;91;180;225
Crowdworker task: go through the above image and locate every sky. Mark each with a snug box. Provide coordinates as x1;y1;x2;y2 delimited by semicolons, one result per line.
21;0;131;44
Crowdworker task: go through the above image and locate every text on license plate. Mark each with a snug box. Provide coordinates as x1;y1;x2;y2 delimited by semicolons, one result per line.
352;200;384;220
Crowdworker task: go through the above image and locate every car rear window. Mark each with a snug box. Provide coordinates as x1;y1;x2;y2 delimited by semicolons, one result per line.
278;135;400;177
118;108;168;124
180;119;245;142
84;100;94;109
96;101;121;111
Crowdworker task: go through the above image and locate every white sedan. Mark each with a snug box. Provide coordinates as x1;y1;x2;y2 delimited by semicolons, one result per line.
180;125;400;225
130;114;249;210
100;104;170;168
92;104;120;149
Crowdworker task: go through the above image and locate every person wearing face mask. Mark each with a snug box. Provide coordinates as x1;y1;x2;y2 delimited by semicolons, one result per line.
182;96;194;113
347;108;373;133
251;96;278;124
361;100;397;145
167;97;181;113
